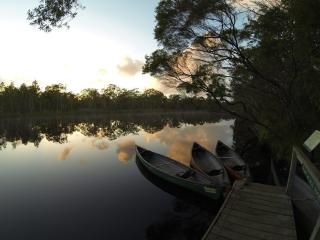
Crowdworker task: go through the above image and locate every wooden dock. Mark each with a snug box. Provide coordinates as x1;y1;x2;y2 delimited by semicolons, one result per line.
202;180;297;240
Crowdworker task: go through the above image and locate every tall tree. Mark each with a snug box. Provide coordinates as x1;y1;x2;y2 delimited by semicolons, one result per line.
143;0;320;149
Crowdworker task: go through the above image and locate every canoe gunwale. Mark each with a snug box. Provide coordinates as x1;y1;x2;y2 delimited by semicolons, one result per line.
136;147;217;187
215;140;249;179
136;146;223;199
191;142;230;184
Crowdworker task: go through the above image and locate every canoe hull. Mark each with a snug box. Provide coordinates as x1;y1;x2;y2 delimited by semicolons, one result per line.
136;148;223;200
215;140;250;180
191;142;231;186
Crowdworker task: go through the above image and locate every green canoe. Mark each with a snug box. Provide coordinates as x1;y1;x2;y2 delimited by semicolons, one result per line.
136;145;224;200
191;142;231;186
216;140;250;180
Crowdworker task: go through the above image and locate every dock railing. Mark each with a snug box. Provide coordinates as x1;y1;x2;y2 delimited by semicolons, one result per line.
286;146;320;240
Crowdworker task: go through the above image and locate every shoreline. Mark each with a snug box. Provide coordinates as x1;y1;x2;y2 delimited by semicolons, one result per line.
0;109;230;120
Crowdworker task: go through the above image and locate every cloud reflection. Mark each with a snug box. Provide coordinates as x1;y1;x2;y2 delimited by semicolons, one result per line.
58;146;74;161
11;140;23;149
113;120;233;165
116;139;136;163
147;120;234;165
91;139;109;150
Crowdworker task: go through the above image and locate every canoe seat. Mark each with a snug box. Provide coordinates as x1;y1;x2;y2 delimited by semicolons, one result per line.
206;169;223;176
176;169;196;178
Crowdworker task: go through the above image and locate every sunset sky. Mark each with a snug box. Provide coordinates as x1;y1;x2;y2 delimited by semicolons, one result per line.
0;0;162;93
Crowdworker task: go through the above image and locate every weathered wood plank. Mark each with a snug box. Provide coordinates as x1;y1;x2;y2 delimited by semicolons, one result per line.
219;213;296;237
227;198;293;215
222;208;295;228
215;220;296;240
210;236;229;240
230;193;291;209
225;204;289;218
240;188;290;199
246;183;285;194
203;180;297;240
210;226;258;240
249;182;285;190
235;190;291;204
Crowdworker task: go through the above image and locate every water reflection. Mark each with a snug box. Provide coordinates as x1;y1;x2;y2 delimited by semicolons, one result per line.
0;113;227;149
136;159;220;240
149;120;233;165
0;113;234;240
58;146;74;160
117;139;136;163
0;113;233;166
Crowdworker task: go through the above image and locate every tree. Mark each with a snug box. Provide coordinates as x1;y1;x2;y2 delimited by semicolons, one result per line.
28;0;84;32
143;0;272;125
28;81;41;112
79;88;101;109
0;82;5;113
42;83;66;112
143;0;320;150
141;89;166;109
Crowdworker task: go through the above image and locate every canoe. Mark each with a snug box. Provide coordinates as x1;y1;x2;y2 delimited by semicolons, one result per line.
136;146;224;200
215;140;249;180
190;142;231;186
135;158;222;208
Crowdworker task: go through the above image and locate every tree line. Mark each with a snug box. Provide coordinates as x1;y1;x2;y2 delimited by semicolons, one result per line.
0;81;219;114
0;112;224;149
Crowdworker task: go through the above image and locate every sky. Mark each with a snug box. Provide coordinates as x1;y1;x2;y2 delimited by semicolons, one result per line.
0;0;163;93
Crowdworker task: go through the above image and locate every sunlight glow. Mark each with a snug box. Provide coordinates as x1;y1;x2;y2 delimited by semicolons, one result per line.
0;22;155;93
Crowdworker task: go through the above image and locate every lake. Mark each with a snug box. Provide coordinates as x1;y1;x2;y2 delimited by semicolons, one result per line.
0;113;234;240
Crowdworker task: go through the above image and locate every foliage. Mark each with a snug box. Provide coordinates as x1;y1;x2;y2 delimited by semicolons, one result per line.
143;0;320;154
28;0;84;32
0;81;218;114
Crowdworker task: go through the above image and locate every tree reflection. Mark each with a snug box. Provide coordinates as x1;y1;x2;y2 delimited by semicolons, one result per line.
232;119;273;184
0;113;226;150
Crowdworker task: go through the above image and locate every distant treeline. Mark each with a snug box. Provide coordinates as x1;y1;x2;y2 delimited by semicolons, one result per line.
0;81;219;114
0;112;227;148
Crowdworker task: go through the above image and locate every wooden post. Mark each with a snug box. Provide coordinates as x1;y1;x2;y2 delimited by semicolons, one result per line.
271;158;281;186
294;146;320;203
289;145;320;239
286;148;298;195
310;214;320;240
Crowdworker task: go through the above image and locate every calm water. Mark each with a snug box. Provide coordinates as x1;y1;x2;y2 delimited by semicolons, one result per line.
0;113;233;240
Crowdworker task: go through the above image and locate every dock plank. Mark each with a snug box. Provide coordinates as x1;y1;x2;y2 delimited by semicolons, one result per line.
215;220;296;240
222;208;295;228
240;188;290;199
202;180;297;240
248;182;285;193
227;198;293;215
219;213;296;237
230;193;292;209
236;190;291;204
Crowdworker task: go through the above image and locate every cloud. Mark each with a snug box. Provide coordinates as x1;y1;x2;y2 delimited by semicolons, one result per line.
98;68;107;76
58;146;74;161
117;57;144;76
